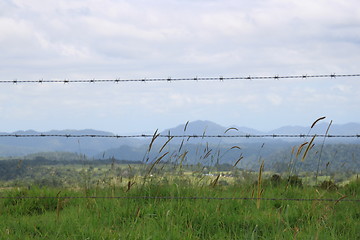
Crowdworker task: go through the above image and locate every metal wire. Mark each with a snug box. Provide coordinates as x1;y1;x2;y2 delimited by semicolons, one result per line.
0;134;359;138
2;74;360;84
0;195;358;202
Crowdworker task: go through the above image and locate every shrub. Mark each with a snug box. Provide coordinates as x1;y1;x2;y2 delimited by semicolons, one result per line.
270;174;282;186
287;175;303;187
319;180;338;191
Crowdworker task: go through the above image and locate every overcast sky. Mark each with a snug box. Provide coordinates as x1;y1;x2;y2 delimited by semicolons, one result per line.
0;0;359;134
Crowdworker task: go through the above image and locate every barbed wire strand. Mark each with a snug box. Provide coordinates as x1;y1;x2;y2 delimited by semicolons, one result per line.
0;195;358;202
0;134;359;138
2;74;360;84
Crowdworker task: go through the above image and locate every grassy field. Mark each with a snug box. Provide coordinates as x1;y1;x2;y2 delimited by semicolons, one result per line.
0;176;359;239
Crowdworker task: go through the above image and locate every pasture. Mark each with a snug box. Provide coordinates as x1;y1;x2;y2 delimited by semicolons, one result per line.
0;167;359;239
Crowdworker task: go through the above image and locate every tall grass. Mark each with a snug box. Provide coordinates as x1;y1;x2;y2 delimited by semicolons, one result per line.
316;120;332;184
1;119;359;239
0;178;359;239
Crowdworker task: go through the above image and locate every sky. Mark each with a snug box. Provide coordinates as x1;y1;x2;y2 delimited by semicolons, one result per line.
0;0;359;134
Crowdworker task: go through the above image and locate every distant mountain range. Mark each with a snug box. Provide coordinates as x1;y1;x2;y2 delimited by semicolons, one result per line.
0;129;145;157
163;120;360;135
0;120;359;158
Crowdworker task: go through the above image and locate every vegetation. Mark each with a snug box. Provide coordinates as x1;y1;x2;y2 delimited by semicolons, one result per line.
0;120;359;239
0;147;359;239
0;175;359;239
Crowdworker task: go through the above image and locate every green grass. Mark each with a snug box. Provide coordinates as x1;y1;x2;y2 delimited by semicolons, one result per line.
0;178;359;239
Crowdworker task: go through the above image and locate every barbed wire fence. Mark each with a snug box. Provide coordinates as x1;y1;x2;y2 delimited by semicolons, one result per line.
1;73;360;84
0;73;359;203
0;134;359;138
0;195;358;202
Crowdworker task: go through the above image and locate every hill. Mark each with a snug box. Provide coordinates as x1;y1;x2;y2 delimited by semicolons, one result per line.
0;121;359;163
0;129;146;157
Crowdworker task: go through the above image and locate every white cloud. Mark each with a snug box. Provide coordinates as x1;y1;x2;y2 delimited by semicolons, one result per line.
331;84;351;93
266;94;282;106
0;0;359;132
2;0;359;73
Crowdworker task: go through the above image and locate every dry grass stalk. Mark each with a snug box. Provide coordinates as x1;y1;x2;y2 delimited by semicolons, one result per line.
291;146;296;155
178;139;184;152
56;191;62;221
296;142;308;158
126;180;136;192
148;129;159;153
211;174;221;187
178;151;188;170
202;128;207;139
159;136;174;153
335;195;348;205
301;135;316;162
293;226;300;240
311;116;326;128
287;146;296;174
147;152;169;175
205;142;209;153
135;207;141;218
257;160;264;209
316;120;333;183
203;150;212;159
224;127;238;134
184;121;189;132
230;146;241;150
233;154;244;167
